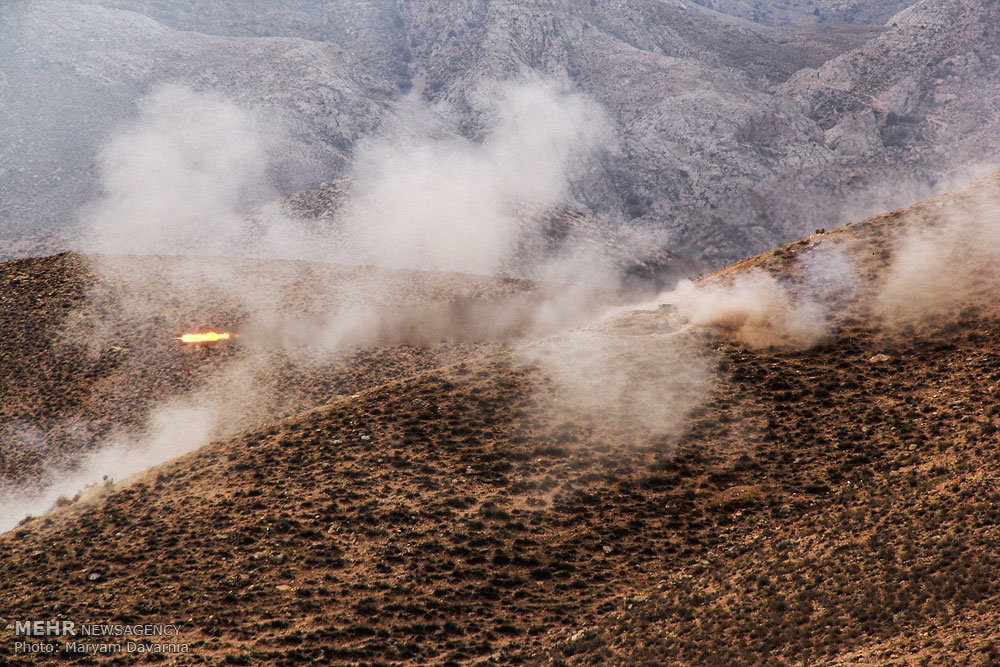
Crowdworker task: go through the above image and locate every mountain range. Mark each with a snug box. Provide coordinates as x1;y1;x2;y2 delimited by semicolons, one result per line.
2;0;998;266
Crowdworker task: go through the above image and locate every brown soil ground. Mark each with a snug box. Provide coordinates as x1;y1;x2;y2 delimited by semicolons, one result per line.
2;174;1000;665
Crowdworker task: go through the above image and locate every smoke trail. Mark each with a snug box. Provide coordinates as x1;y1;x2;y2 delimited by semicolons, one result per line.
2;76;624;530
1;399;217;533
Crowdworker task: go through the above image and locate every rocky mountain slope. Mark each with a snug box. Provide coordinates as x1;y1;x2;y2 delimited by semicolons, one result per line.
782;1;1000;172
0;1;395;241
3;0;998;268
690;0;918;26
2;172;999;664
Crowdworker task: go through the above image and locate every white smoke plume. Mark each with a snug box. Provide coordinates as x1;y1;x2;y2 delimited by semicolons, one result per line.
663;269;829;349
519;325;711;438
877;182;1000;328
79;84;281;258
2;76;626;530
338;77;612;275
518;259;832;440
0;398;217;533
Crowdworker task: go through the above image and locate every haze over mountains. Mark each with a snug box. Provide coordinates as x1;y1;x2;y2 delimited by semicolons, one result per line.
2;0;998;266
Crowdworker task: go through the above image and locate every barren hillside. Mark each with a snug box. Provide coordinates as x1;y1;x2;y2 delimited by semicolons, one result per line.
2;173;999;664
0;254;538;493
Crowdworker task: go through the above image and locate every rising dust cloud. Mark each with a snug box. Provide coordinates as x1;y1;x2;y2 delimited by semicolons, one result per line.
1;77;634;531
666;269;829;349
877;181;1000;328
6;74;988;533
339;78;612;275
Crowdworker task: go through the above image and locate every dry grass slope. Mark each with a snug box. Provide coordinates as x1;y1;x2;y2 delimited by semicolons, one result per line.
2;173;1000;664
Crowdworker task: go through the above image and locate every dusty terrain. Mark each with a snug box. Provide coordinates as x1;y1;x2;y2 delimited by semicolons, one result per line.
2;174;1000;664
0;254;538;492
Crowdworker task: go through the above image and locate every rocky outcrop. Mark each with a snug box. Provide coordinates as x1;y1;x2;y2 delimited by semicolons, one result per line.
687;0;918;26
0;2;395;237
3;0;999;270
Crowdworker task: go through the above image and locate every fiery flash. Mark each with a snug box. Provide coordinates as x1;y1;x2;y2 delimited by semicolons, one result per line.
176;331;232;344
